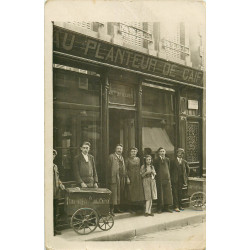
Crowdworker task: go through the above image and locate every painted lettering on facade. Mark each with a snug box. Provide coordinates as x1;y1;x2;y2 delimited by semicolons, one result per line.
53;26;204;86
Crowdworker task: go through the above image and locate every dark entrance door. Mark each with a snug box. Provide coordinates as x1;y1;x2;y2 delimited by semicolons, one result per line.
109;109;136;158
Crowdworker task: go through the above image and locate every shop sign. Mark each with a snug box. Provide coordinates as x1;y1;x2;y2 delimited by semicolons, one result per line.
188;100;199;110
109;83;135;105
53;26;204;86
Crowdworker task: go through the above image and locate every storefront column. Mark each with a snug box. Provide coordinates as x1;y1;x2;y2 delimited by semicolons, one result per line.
136;79;143;158
101;71;109;187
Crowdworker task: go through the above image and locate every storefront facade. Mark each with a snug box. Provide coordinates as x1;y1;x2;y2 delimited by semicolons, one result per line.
53;23;205;187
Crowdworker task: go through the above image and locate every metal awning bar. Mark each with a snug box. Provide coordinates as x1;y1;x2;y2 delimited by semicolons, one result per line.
142;82;175;92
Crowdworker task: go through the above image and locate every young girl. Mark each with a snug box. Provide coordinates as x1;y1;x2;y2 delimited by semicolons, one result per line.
140;155;157;216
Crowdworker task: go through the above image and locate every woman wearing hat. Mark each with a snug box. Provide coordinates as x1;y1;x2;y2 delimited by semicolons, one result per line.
170;148;190;212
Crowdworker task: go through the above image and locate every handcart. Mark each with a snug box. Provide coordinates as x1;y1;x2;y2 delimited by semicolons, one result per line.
64;187;114;235
190;191;206;210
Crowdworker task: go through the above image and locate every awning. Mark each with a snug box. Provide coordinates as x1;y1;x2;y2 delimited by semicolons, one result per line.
142;127;174;153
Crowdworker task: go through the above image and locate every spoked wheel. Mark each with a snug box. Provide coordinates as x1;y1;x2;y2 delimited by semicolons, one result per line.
98;214;114;231
190;192;206;210
70;208;98;235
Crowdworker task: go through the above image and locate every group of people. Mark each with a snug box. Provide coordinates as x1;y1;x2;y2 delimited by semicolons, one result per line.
107;144;190;216
53;141;190;234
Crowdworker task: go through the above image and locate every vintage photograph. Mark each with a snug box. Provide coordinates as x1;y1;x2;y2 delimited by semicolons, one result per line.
46;1;206;249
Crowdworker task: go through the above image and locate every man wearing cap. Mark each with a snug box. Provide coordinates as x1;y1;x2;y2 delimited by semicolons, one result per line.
73;142;99;188
53;149;65;235
108;144;129;215
171;148;190;212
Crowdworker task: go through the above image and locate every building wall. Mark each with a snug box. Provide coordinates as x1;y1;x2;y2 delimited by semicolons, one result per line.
53;21;205;71
53;22;206;183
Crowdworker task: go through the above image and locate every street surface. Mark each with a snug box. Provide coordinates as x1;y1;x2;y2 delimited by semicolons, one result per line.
131;222;205;250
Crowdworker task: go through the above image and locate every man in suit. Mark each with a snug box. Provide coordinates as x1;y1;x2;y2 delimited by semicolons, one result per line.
73;142;98;188
108;144;129;215
171;148;190;212
53;149;65;236
154;147;173;213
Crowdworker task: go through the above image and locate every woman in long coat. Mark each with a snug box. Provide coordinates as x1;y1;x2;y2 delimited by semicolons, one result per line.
125;147;144;212
154;147;173;213
140;155;157;216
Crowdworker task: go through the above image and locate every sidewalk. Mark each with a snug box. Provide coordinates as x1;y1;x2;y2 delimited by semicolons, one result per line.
54;208;206;242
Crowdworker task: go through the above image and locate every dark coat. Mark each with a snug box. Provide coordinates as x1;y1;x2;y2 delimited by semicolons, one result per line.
53;163;62;199
107;153;127;184
154;156;173;206
108;153;127;205
73;153;98;187
154;157;171;183
170;158;190;186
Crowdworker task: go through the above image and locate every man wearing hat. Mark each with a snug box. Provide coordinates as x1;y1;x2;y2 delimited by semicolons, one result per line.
73;142;99;188
170;148;190;212
53;149;65;235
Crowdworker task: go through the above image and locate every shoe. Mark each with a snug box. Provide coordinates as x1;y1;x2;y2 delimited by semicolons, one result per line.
128;209;136;214
144;213;149;217
54;230;61;235
157;210;162;214
180;207;184;211
114;208;123;213
166;209;173;213
149;213;154;216
174;208;180;212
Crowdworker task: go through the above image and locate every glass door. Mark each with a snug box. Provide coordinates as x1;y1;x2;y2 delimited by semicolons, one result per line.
109;109;136;158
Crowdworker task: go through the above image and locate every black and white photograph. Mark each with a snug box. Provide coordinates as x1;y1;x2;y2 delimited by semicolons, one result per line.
45;1;206;249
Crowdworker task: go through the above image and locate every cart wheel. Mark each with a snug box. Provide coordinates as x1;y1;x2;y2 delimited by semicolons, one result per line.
190;192;206;210
98;214;114;231
70;208;98;235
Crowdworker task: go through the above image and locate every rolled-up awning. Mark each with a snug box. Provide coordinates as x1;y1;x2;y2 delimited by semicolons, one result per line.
142;127;174;153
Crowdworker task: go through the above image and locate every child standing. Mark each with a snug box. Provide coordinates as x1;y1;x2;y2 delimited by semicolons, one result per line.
140;155;157;216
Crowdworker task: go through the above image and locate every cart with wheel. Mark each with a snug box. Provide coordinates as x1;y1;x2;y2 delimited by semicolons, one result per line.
64;187;114;235
190;191;206;211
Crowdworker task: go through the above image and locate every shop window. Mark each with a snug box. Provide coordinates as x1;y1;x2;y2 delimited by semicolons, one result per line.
142;118;175;157
142;86;175;115
180;97;201;116
187;99;200;116
53;109;101;182
53;68;101;106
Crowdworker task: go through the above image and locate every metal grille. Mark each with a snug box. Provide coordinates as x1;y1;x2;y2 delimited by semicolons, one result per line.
121;22;142;47
186;122;200;163
119;22;152;48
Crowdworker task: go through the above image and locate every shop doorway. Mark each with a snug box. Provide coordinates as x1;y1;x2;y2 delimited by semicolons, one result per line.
109;109;136;157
